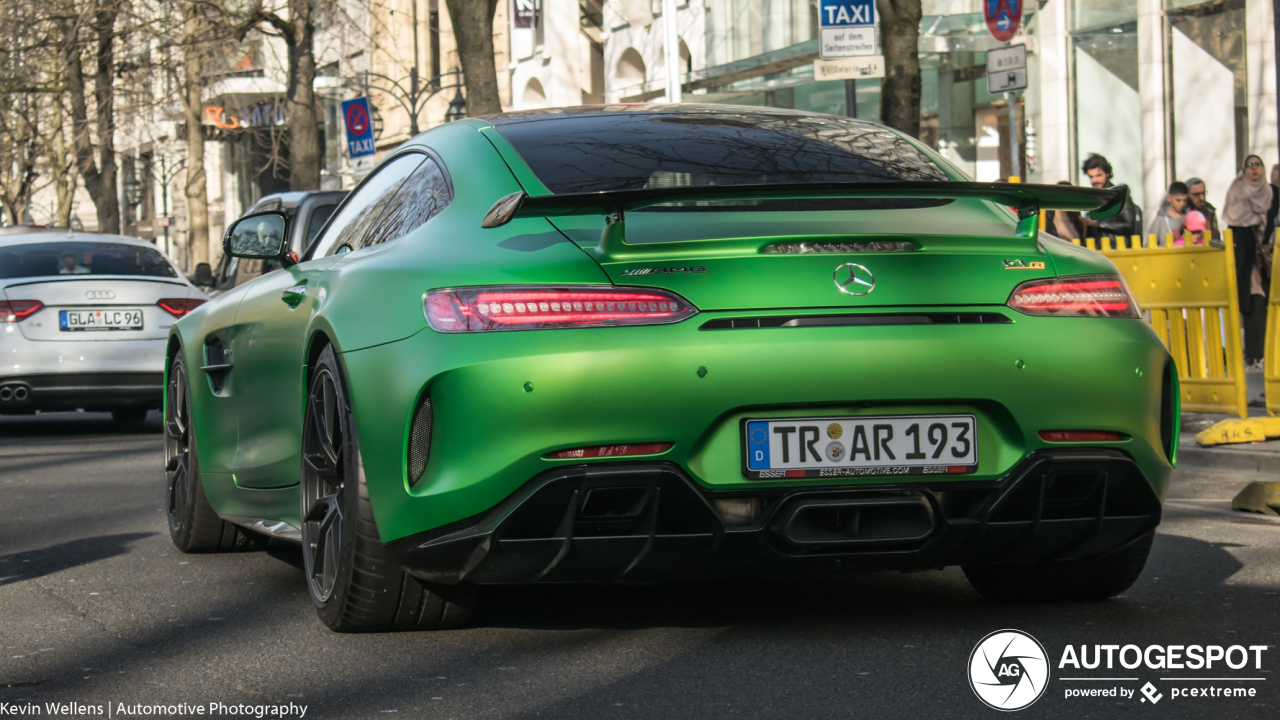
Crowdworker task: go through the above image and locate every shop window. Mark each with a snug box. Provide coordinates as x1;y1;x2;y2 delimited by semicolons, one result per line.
1167;0;1247;213
705;0;814;67
1070;0;1141;206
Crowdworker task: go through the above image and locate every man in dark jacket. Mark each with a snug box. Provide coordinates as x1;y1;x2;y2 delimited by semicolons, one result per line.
1079;154;1142;247
1186;177;1221;241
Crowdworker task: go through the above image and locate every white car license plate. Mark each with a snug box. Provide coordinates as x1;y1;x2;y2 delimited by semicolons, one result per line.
59;308;144;331
743;414;978;479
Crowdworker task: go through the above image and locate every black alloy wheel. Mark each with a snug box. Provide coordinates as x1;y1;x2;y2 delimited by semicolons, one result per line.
165;351;266;553
301;362;346;603
164;356;191;537
300;344;475;632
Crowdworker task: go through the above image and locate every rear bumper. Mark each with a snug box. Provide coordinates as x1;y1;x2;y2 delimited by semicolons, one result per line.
0;336;167;412
385;449;1162;584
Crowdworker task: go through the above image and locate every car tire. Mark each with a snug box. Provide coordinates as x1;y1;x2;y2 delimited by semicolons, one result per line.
165;352;268;553
113;407;148;423
301;344;475;632
962;530;1155;602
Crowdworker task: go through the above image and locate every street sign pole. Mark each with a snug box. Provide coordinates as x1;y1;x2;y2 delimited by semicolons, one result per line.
1007;92;1020;181
846;79;856;118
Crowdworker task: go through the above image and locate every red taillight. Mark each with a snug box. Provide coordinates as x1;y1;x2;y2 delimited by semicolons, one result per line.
1039;430;1124;442
546;443;673;459
1007;274;1139;318
0;300;43;322
156;298;206;318
425;286;697;332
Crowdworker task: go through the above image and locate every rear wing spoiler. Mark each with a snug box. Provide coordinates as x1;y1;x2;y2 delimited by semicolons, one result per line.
480;181;1129;245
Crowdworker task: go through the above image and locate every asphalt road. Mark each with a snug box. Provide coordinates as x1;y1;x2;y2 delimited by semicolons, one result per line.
1;412;1277;719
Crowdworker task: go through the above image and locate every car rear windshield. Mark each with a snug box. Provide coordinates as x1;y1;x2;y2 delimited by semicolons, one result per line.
0;241;178;279
491;109;951;202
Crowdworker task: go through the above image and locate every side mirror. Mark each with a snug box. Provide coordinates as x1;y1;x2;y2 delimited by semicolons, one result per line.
192;262;213;287
225;211;290;261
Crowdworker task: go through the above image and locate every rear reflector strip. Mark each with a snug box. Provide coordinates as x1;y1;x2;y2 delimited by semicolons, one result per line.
1039;430;1124;442
700;312;1010;330
546;443;673;459
0;300;43;322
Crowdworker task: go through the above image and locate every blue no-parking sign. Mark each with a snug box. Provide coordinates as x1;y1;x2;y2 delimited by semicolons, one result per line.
341;97;376;159
818;0;876;59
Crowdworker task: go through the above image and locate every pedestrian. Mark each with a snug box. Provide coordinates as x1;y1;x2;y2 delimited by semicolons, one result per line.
1221;154;1273;365
1186;177;1221;241
1046;180;1081;241
1147;181;1190;245
1179;210;1207;246
1078;153;1141;247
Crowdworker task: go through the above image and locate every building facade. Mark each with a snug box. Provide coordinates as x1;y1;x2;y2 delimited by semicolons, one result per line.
569;0;1276;225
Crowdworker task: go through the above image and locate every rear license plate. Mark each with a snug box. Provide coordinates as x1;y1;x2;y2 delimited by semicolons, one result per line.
743;414;978;479
59;308;144;331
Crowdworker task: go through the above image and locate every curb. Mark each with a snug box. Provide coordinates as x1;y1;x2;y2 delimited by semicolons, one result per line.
1177;444;1280;473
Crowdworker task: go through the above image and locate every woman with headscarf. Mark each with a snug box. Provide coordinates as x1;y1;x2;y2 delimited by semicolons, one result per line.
1222;154;1273;365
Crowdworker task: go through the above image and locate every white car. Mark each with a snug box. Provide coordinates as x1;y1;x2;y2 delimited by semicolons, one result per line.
0;229;207;421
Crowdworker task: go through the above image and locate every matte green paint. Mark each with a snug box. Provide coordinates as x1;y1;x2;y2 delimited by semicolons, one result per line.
169;116;1174;544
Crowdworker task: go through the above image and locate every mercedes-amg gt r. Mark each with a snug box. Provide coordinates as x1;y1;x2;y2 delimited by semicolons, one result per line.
164;105;1176;632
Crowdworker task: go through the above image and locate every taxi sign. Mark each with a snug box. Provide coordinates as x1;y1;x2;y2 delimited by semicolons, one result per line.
341;97;376;159
819;0;876;59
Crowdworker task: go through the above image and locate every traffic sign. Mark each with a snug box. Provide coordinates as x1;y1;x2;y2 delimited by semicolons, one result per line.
818;0;876;59
341;97;376;159
986;43;1027;94
814;56;885;82
983;0;1022;43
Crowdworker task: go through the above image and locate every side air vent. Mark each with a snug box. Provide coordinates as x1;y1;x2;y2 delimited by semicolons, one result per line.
408;392;434;486
202;336;232;393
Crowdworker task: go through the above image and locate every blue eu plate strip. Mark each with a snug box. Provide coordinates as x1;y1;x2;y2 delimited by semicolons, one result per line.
746;421;770;469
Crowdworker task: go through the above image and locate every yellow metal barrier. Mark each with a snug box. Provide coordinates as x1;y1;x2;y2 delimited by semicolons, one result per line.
1266;230;1280;415
1068;231;1248;418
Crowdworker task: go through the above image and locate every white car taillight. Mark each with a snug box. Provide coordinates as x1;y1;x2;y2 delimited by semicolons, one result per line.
424;286;697;332
0;300;42;322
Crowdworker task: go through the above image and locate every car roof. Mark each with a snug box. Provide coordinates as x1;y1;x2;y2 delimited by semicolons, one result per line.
476;103;871;127
251;190;347;211
0;230;163;249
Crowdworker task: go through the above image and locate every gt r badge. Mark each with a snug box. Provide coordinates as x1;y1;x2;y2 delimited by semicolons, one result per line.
621;266;707;276
833;263;875;296
1003;260;1046;270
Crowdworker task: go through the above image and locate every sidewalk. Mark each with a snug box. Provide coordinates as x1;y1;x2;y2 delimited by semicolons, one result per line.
1178;369;1279;473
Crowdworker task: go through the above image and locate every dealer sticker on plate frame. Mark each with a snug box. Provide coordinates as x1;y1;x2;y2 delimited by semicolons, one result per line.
743;414;978;479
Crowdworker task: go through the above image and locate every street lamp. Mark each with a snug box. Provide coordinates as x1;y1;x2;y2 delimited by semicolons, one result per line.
445;89;466;123
123;177;143;206
360;67;464;136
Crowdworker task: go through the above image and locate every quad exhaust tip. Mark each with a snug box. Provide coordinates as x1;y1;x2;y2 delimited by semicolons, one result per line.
0;384;30;402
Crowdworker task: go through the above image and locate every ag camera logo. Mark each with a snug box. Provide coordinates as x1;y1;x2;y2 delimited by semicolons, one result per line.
969;629;1050;711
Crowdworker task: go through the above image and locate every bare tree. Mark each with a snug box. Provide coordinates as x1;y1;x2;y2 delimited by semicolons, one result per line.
48;98;77;227
62;0;123;233
0;96;42;225
179;0;213;268
877;0;921;138
239;0;322;190
445;0;501;116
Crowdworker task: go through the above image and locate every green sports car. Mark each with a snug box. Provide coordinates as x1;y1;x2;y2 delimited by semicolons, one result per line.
165;105;1176;632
